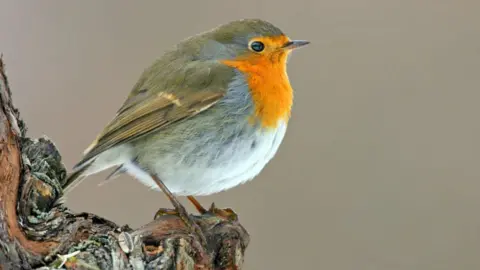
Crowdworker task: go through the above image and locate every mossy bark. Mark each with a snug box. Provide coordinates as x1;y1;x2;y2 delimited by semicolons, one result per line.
0;57;249;270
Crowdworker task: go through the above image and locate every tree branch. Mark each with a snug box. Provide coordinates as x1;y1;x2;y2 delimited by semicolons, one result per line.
0;56;250;270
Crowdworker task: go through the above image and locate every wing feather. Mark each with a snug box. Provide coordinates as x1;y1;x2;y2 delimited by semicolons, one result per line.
78;90;224;166
74;60;233;169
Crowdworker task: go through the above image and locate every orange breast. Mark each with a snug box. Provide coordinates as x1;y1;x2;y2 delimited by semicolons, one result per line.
222;51;293;129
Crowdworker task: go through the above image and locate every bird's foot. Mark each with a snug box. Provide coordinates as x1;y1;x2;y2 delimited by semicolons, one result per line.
148;174;208;247
206;202;238;221
153;206;208;247
154;208;180;219
187;196;238;221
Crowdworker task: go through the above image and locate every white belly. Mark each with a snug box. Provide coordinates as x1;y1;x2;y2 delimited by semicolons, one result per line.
125;121;288;196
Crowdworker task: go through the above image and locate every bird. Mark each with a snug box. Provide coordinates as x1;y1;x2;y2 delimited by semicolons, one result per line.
60;18;309;241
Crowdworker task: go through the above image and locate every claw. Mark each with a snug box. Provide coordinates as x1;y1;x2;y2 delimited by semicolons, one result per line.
154;208;179;220
187;196;238;221
209;203;238;221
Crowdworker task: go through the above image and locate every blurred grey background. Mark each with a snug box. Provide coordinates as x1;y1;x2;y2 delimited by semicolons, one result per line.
2;1;480;269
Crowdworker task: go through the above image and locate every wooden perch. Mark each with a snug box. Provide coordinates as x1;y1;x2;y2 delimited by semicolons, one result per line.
0;57;249;270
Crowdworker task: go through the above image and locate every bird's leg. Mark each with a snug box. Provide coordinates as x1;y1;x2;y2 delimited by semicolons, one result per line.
187;195;238;221
186;195;207;213
150;174;207;246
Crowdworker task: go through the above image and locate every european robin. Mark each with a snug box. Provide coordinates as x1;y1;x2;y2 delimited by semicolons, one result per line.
60;18;309;243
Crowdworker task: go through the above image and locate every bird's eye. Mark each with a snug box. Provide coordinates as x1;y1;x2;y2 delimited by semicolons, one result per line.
250;41;265;52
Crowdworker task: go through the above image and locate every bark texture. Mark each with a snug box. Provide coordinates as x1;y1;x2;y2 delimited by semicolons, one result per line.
0;57;250;270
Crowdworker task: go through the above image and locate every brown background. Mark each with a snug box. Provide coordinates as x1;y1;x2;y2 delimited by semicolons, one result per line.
2;1;480;269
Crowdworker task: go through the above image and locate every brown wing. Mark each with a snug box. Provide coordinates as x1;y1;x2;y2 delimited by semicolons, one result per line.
76;89;224;167
72;58;235;170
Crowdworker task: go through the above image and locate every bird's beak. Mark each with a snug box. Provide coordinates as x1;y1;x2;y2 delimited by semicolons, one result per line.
282;40;310;50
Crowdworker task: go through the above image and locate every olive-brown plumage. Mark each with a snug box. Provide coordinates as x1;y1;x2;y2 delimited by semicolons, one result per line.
60;18;309;238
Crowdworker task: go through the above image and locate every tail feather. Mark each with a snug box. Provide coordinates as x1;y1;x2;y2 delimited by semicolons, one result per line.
104;165;126;181
54;159;94;205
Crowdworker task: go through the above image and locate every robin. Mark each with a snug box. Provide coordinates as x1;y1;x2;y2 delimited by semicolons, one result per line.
60;18;309;243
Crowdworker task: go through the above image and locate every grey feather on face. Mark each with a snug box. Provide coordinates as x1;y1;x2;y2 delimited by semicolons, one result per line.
198;40;238;60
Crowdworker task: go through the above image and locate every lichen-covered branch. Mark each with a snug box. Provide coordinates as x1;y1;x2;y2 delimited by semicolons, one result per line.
0;56;249;270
